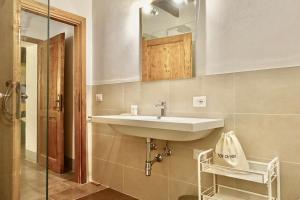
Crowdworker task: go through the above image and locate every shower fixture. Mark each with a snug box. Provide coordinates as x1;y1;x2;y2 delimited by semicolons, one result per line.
0;81;25;122
1;81;14;121
0;93;7;99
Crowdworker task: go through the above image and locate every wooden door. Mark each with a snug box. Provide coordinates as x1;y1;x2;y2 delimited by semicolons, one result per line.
142;33;192;81
38;33;65;174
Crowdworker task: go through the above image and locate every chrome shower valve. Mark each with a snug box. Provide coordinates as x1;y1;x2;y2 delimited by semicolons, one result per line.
0;93;9;99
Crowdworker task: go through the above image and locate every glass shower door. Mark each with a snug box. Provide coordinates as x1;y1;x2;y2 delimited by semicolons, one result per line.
0;0;49;199
20;8;50;200
0;0;23;199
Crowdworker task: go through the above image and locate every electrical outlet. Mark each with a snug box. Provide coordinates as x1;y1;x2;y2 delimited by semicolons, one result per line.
96;94;103;102
193;149;203;160
193;96;207;107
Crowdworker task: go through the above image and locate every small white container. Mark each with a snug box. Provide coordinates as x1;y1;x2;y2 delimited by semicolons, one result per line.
131;105;138;116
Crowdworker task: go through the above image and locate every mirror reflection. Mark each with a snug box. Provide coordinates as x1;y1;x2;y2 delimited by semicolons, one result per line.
141;0;197;81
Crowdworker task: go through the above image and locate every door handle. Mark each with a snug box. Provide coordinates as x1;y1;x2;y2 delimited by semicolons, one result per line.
21;94;29;100
16;82;21;119
20;84;28;103
55;94;63;112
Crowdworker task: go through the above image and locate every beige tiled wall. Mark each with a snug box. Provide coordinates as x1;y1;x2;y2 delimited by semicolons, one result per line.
91;66;300;200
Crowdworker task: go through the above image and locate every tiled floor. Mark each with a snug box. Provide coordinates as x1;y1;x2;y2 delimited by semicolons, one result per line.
49;183;106;200
20;151;136;200
20;159;106;200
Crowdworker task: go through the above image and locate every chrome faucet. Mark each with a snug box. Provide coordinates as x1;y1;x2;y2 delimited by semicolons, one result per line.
154;101;166;119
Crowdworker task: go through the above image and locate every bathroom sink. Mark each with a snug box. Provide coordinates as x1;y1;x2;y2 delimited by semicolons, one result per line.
91;115;224;141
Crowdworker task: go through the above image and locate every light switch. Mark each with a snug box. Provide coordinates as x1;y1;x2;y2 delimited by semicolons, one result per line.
193;96;206;107
96;94;103;102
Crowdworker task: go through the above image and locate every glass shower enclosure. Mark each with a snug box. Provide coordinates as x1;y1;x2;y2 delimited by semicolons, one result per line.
0;0;49;199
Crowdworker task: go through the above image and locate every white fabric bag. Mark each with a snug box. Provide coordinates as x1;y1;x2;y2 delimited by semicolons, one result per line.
215;131;249;170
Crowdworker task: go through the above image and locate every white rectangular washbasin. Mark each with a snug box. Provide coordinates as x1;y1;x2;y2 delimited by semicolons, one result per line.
91;115;224;141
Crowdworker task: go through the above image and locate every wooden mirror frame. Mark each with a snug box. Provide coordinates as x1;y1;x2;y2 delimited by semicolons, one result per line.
19;0;87;184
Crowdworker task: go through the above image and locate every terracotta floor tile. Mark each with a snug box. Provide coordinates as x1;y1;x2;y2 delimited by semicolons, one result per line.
76;183;106;194
20;186;45;200
48;181;73;195
62;179;80;187
21;158;78;200
20;155;132;200
50;183;107;200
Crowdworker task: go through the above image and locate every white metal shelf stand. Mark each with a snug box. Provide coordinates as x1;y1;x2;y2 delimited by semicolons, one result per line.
197;149;280;200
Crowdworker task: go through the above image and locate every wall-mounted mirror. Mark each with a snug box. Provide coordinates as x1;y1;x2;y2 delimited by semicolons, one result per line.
141;0;197;81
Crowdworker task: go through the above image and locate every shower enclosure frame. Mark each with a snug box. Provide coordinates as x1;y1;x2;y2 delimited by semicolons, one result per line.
19;0;87;184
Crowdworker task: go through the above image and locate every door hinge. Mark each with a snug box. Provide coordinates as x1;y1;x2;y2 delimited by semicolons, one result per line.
56;94;63;112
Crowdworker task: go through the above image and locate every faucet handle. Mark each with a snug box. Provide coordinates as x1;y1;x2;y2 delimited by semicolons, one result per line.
159;100;166;105
154;100;166;108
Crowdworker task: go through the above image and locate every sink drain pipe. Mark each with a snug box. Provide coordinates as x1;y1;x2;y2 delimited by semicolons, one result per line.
145;138;152;176
145;138;172;176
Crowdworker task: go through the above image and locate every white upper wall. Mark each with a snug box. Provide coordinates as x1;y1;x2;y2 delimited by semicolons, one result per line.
24;43;38;155
35;0;93;84
205;0;300;74
92;0;141;85
92;0;300;84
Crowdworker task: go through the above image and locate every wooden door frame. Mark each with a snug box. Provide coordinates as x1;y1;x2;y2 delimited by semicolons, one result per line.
20;0;87;183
